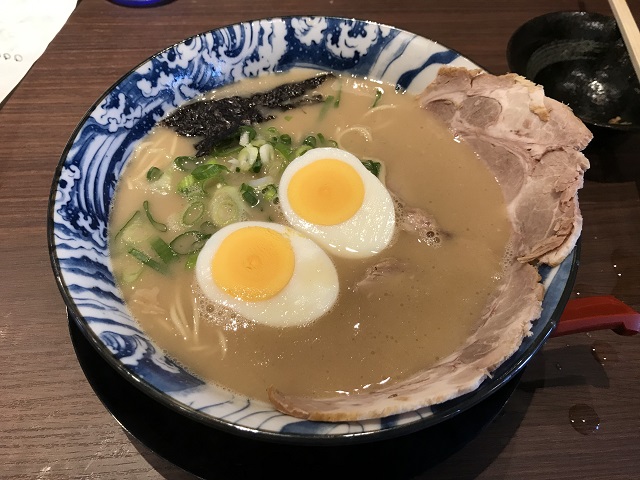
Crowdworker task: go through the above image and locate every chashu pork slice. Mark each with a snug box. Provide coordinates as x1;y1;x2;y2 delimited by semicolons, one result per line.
268;67;590;422
421;67;591;265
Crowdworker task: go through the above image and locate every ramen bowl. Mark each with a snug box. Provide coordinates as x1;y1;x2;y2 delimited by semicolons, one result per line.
48;16;578;445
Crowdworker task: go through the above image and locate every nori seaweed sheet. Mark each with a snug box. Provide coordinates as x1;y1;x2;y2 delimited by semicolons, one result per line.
161;73;335;156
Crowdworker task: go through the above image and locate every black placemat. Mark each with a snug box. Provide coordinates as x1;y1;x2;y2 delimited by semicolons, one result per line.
69;314;522;479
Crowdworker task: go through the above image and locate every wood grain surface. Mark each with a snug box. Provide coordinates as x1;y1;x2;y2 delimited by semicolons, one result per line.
1;0;639;478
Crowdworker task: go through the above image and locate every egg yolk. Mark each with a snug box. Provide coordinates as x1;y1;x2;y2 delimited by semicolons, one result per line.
211;226;295;302
287;158;365;225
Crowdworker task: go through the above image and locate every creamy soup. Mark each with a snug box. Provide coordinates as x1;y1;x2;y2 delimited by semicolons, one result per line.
109;69;510;404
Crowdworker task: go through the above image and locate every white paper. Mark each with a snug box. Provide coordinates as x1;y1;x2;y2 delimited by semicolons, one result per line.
0;0;76;103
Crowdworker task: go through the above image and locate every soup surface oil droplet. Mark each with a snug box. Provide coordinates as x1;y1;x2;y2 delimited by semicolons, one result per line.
569;404;600;435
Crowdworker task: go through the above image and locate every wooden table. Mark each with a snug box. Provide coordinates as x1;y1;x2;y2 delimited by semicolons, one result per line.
1;0;639;478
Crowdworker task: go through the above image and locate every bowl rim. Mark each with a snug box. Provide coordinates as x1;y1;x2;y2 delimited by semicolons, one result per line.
48;15;579;445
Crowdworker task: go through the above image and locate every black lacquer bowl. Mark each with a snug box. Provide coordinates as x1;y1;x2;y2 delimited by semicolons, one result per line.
507;11;640;132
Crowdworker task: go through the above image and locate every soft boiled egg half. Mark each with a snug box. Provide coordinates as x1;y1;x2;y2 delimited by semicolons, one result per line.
279;147;395;259
195;221;339;328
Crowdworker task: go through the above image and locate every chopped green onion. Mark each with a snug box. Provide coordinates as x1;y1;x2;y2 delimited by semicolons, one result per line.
284;115;293;121
114;210;142;243
261;184;278;203
143;200;167;232
118;261;144;284
314;132;338;148
146;167;163;182
182;201;205;225
251;137;267;148
251;156;263;173
209;186;247;227
238;125;257;142
150;237;178;263
303;135;317;148
273;142;292;161
177;175;207;198
371;88;384;108
174;156;199;172
279;134;292;145
185;252;199;270
199;221;217;235
128;247;168;274
240;183;259;207
170;231;210;255
236;145;259;172
211;143;243;158
334;82;342;107
362;160;382;177
319;95;335;120
191;162;228;181
292;144;313;160
258;143;274;165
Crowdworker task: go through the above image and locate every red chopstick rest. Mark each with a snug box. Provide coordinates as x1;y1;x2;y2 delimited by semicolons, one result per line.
552;295;640;337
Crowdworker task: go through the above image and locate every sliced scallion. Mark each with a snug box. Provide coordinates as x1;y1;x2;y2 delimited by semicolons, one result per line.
128;247;168;274
170;231;210;255
237;145;259;172
191;162;228;181
334;81;342;107
250;137;267;148
182;201;205;226
279;134;292;145
261;184;278;203
251;156;262;173
211;143;243;158
371;88;383;108
143;200;168;232
199;221;217;235
146;167;163;182
258;143;274;165
177;175;206;198
209;186;247;227
174;156;199;172
292;144;313;160
240;183;259;207
114;210;142;243
319;95;335;120
315;133;337;148
362;160;382;177
150;237;178;264
303;135;317;148
185;252;199;270
238;125;257;142
273;142;292;161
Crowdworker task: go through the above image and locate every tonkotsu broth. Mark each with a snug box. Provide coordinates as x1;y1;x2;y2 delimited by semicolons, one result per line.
109;69;511;404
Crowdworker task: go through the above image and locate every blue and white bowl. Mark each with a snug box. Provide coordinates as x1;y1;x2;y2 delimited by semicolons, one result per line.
48;16;577;444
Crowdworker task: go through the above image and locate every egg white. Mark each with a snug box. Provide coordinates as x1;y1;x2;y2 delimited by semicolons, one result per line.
195;221;339;328
279;147;396;259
